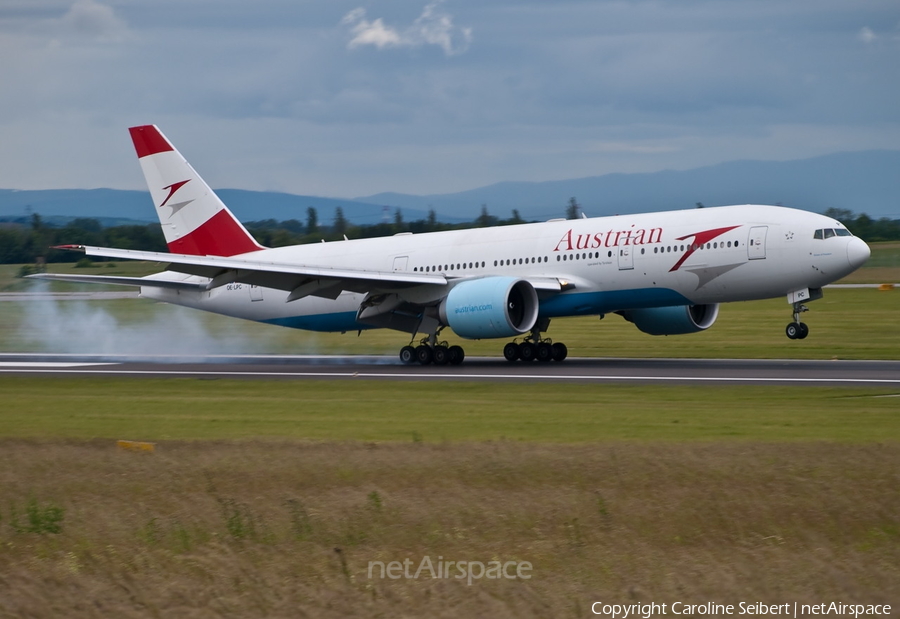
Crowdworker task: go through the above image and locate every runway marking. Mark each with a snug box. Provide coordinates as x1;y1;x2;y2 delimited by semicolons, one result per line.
0;367;898;385
0;362;117;368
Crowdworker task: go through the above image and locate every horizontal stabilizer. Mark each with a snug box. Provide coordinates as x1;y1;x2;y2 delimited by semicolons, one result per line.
26;273;205;291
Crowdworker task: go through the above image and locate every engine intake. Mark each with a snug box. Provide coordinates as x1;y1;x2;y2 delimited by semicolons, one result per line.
439;277;539;339
620;303;719;336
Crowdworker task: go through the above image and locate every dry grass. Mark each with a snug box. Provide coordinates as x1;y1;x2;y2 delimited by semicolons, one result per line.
1;440;898;617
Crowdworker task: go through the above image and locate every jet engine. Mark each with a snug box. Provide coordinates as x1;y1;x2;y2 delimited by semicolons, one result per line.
439;277;539;339
620;303;719;336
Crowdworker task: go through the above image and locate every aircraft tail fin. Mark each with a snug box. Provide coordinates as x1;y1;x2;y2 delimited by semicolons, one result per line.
129;125;265;256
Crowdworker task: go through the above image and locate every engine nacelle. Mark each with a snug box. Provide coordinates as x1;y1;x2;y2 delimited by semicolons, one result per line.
621;303;719;336
439;277;539;339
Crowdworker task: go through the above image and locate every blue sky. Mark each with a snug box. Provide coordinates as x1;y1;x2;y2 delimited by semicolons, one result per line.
1;0;898;197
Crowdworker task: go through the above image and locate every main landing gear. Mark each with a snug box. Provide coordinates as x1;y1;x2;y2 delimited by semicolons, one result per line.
785;302;810;340
399;336;465;366
503;330;568;363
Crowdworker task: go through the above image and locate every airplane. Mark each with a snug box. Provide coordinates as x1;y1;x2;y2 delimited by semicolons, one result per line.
32;125;871;365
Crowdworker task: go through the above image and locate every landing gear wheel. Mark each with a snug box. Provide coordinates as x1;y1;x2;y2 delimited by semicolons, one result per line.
448;345;465;365
399;345;416;365
432;345;449;366
519;342;537;362
551;342;568;362
785;323;801;340
503;342;520;362
415;345;433;365
797;322;809;339
536;342;553;362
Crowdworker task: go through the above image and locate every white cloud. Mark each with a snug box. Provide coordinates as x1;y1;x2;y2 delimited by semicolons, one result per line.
61;0;128;41
858;26;877;44
342;1;472;56
341;10;402;50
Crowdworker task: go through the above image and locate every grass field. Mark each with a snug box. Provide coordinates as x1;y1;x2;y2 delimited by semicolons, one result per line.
0;378;898;443
1;378;899;616
1;439;898;617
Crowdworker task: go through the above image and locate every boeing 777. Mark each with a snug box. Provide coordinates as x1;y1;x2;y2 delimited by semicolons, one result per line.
33;125;871;365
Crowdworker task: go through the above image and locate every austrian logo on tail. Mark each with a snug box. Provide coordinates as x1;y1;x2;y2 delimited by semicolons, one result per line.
159;179;193;214
161;180;190;206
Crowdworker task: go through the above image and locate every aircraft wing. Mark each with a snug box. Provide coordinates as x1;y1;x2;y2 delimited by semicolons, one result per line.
49;244;450;301
46;245;566;301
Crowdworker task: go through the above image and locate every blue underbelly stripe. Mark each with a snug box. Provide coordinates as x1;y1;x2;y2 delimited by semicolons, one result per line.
538;287;692;317
262;312;368;332
260;288;693;332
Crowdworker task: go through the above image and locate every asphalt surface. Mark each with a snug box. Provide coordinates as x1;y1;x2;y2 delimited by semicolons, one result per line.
0;353;898;386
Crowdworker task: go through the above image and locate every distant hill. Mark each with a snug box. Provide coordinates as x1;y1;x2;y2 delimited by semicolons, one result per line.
2;150;898;226
0;189;455;227
357;150;900;220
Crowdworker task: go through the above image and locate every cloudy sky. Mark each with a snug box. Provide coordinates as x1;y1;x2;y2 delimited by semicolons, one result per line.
1;0;898;198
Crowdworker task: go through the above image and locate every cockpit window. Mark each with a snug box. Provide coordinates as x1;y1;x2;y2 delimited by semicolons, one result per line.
814;228;853;239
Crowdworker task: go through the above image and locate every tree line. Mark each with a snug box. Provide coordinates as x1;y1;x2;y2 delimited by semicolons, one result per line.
1;204;898;265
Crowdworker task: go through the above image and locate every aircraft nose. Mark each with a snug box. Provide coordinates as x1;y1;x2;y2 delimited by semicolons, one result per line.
847;237;871;270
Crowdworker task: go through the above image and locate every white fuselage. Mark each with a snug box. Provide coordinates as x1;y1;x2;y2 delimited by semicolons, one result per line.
142;204;868;334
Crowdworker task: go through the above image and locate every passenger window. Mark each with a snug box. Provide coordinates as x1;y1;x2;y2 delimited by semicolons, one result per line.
824;229;835;239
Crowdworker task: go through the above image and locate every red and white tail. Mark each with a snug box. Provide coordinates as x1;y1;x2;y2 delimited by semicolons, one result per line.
129;125;265;256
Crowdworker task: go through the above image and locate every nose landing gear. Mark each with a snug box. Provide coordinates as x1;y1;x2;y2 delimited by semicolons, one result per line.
786;302;809;340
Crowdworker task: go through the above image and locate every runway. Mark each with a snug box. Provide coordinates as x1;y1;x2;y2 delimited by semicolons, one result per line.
0;353;898;387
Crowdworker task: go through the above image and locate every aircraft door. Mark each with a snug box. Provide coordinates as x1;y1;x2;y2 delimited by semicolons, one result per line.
748;226;767;260
617;245;634;270
250;285;263;301
392;256;409;272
